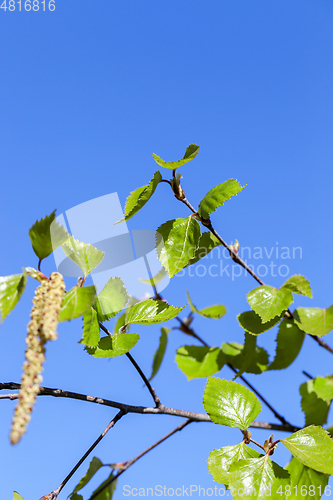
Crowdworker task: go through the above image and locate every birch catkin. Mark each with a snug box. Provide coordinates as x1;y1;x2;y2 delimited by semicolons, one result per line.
10;273;65;445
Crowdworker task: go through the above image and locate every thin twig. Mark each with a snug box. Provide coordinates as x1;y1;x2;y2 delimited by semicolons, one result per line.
99;323;161;407
0;382;298;432
40;410;125;500
89;419;192;500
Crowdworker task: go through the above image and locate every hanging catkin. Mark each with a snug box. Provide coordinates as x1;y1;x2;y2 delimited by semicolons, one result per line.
10;273;65;445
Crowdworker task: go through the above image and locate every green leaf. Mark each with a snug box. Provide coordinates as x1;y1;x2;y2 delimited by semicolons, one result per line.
0;272;27;322
185;231;221;267
29;210;68;261
81;307;101;348
118;171;162;223
186;291;226;319
281;275;312;298
247;285;293;323
208;442;261;486
281;425;333;474
284;456;329;500
198;179;245;219
126;299;184;325
13;494;25;500
228;456;290;500
233;333;269;379
94;277;129;321
300;380;330;427
293;306;333;337
149;327;170;381
91;472;117;500
114;312;126;333
156;217;201;277
203;378;261;429
237;310;283;336
314;376;333;402
139;268;168;286
70;457;104;497
221;341;269;375
59;286;96;322
152;144;200;170
86;333;139;358
268;319;305;371
62;235;104;277
176;346;226;380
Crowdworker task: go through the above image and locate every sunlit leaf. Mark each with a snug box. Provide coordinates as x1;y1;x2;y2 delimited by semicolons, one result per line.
91;472;117;500
208;442;261;486
185;232;221;267
118;171;162;223
221;341;268;376
13;493;25;500
247;285;293;323
94;277;129;321
29;210;68;261
299;376;333;427
176;346;226;380
70;457;104;497
59;286;96;322
156;217;201;277
114;312;126;333
126;299;184;325
237;310;283;336
81;307;100;348
284;456;329;500
281;275;312;298
203;378;261;429
152;144;200;170
281;426;333;474
62;235;104;277
0;272;26;323
228;456;290;500
186;291;226;319
139;268;168;286
149;327;170;381
293;306;333;337
198;179;245;219
86;333;139;358
268;319;305;371
233;333;269;379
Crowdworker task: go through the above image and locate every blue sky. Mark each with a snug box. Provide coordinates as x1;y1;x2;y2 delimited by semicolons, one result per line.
1;1;333;499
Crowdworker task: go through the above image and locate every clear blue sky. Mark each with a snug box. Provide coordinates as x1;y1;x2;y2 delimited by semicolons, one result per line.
1;1;333;499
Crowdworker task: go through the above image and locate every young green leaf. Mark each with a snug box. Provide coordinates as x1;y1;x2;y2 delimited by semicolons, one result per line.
0;272;27;322
313;376;333;402
281;426;333;475
156;217;201;277
208;443;261;486
94;277;129;320
149;327;170;381
114;312;126;333
233;333;268;379
228;456;290;500
126;299;184;325
203;378;261;429
59;286;96;322
281;275;312;298
29;210;68;261
152;144;200;170
185;232;221;268
91;472;117;500
237;310;283;335
13;493;25;500
198;179;245;220
285;456;329;500
268;319;305;371
139;267;168;286
176;346;226;380
300;380;330;426
293;306;333;337
221;341;268;375
69;457;104;498
62;235;104;277
117;171;162;223
247;285;293;323
186;291;226;319
81;307;101;348
86;333;139;358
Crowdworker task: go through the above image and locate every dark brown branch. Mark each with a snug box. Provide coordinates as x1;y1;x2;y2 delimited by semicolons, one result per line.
39;410;125;500
99;323;161;407
89;419;192;500
0;382;298;432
